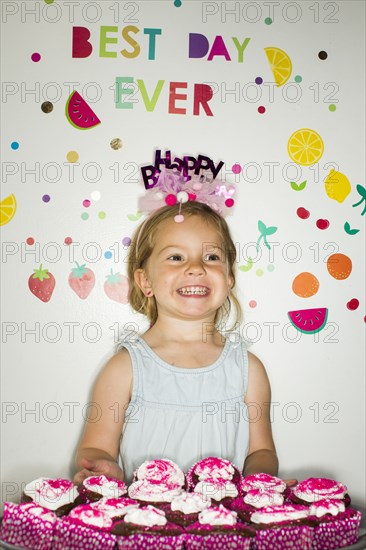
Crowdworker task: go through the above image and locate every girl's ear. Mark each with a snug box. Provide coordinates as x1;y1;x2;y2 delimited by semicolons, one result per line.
134;269;153;297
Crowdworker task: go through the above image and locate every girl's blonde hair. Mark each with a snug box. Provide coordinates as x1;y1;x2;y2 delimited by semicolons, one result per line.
127;201;243;332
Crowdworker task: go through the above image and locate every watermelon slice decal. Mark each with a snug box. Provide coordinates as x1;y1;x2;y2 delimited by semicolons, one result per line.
288;308;328;334
66;91;101;130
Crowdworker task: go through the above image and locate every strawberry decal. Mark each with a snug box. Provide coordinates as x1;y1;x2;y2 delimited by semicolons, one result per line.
104;269;129;304
28;264;56;302
68;262;95;299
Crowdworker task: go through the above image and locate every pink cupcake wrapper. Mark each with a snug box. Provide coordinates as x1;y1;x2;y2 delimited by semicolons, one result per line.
53;520;116;550
0;502;56;550
184;533;252;550
252;524;313;550
311;510;362;550
116;533;185;549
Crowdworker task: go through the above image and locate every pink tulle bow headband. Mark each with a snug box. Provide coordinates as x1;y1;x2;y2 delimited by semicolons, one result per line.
138;150;236;224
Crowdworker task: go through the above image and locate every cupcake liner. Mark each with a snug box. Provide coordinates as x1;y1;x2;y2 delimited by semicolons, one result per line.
184;533;253;550
252;524;313;550
116;533;185;549
310;509;362;550
53;519;116;550
0;502;56;550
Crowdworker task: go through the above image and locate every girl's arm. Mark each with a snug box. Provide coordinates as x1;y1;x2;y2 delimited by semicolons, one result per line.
73;349;132;484
243;352;279;476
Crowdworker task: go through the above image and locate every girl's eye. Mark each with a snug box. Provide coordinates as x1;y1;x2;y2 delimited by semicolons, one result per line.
205;254;221;261
168;255;183;261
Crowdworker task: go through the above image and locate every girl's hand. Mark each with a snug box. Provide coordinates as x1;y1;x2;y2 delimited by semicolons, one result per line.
73;457;125;485
283;478;298;488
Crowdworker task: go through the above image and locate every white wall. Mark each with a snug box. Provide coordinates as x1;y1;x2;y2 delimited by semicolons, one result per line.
1;0;365;513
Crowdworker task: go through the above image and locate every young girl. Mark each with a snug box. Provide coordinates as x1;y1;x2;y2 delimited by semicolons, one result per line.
74;174;295;487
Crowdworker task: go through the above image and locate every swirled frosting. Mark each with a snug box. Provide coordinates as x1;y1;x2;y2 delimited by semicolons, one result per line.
194;457;235;481
91;497;139;516
83;475;127;498
68;505;113;529
243;489;284;508
23;478;79;510
251;504;309;524
21;503;57;524
124;505;167;527
241;474;286;494
309;498;346;517
128;479;184;502
194;480;238;501
198;505;237;526
135;459;185;487
170;491;211;514
293;478;347;502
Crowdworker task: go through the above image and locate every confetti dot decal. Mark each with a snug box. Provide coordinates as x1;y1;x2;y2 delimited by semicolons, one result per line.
83;199;91;208
110;138;123;150
327;253;352;280
104;251;113;259
329;104;337;112
26;237;35;245
42;195;50;203
264;17;273;25
256;269;264;277
66;151;79;163
292;272;319;298
11;142;19;150
258;106;266;114
316;219;330;230
41;101;53;113
232;164;242;174
255;77;263;85
44;0;54;3
297;207;310;219
318;51;328;60
81;213;89;221
249;300;257;308
267;264;275;272
31;53;41;62
294;75;302;83
347;299;359;311
174;0;182;6
64;237;73;245
122;237;132;247
91;191;101;201
98;211;106;219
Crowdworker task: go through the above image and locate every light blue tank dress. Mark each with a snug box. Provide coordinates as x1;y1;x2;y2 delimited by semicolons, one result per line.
118;332;250;483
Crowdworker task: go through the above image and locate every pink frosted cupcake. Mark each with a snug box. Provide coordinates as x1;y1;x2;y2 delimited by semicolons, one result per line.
0;502;58;550
187;457;242;505
91;496;140;519
128;477;184;506
21;477;80;516
112;504;185;549
307;499;362;549
184;504;255;549
128;459;186;506
241;473;287;495
53;504;117;549
79;474;127;503
161;491;212;527
249;503;314;550
229;488;285;522
289;477;351;508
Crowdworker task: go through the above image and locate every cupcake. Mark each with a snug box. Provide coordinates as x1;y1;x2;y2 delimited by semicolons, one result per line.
128;477;184;506
307;499;362;549
91;496;140;519
241;473;287;494
229;488;284;522
187;457;242;506
133;458;186;487
0;502;58;550
21;477;80;516
290;477;351;507
184;504;255;549
192;478;239;506
250;503;313;550
162;491;212;527
53;504;117;549
112;504;185;550
79;474;127;503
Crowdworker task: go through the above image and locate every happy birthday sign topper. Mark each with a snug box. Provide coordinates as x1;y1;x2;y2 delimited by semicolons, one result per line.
140;150;224;189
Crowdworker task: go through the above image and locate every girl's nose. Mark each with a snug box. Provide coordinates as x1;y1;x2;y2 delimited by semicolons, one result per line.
185;261;205;275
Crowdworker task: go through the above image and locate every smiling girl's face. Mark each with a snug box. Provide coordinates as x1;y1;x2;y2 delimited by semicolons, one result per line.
134;216;234;323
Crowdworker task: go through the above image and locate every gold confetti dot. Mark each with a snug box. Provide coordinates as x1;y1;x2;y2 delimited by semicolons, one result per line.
110;138;123;150
66;151;79;163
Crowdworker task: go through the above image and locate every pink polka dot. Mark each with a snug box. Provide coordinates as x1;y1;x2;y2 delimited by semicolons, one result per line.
232;164;242;174
258;106;266;114
31;53;41;62
64;237;73;245
249;300;257;308
83;199;91;207
165;194;177;206
225;198;234;207
26;237;35;245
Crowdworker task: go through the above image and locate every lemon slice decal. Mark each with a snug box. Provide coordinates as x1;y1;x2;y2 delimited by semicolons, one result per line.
324;169;351;203
288;128;324;166
0;194;17;226
264;47;292;86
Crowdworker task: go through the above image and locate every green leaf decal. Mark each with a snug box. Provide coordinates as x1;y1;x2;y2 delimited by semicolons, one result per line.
344;222;360;235
290;180;307;191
